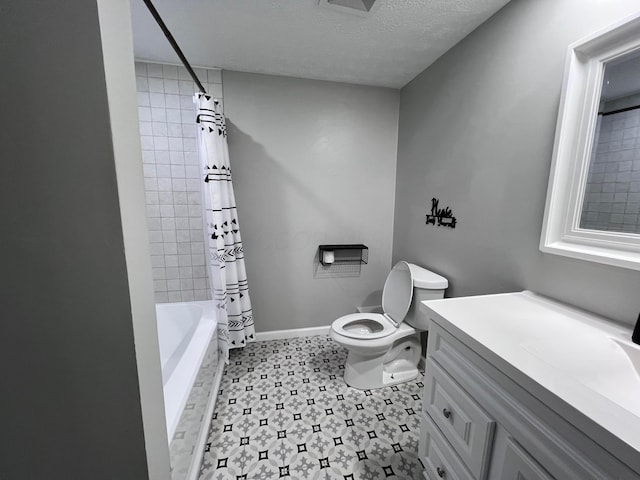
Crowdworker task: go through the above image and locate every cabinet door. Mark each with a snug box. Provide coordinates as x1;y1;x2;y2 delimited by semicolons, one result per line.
497;437;554;480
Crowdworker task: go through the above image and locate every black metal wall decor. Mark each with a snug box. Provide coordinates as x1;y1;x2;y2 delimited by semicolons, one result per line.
425;198;457;228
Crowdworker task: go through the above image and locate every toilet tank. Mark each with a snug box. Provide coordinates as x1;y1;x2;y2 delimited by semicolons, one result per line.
404;264;448;330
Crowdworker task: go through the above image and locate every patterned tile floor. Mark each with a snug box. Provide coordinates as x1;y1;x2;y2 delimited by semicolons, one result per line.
199;335;424;479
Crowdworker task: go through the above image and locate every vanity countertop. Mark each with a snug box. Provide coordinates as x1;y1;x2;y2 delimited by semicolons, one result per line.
421;291;640;470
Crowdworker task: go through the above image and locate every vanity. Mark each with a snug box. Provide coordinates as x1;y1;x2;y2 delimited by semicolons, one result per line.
418;291;640;480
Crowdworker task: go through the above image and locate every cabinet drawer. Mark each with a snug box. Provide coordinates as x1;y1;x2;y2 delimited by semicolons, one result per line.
424;360;495;479
420;413;474;480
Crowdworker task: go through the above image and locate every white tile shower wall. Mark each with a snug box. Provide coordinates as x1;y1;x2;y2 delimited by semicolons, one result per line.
581;109;640;233
136;61;224;303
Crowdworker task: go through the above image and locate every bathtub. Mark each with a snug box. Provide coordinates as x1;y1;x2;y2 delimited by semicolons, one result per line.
156;301;218;441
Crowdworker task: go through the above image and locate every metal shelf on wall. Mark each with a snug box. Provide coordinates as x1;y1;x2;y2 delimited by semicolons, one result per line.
318;244;368;266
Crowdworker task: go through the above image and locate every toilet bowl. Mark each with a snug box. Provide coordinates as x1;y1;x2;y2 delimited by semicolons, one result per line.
331;261;447;390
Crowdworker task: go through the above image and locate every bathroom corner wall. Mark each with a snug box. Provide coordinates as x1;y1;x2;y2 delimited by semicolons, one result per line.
134;61;223;303
1;0;151;477
222;71;400;332
393;0;640;325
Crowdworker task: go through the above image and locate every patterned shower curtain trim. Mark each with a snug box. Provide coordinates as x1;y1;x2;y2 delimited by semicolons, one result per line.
195;93;255;363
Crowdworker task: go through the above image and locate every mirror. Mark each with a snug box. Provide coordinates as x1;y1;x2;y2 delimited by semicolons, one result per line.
540;11;640;270
579;51;640;233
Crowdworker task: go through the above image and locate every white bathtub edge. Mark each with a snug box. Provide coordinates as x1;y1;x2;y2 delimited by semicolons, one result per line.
255;325;331;341
186;358;226;480
164;313;216;440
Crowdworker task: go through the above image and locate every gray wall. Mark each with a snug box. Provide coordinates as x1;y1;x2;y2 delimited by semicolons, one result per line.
393;0;640;325
0;1;149;477
223;71;400;331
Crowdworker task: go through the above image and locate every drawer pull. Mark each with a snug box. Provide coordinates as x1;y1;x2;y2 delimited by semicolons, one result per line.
442;408;452;419
436;466;446;478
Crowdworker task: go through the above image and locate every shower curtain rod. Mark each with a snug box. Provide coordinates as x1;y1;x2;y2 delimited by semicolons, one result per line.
142;0;207;94
600;103;640;117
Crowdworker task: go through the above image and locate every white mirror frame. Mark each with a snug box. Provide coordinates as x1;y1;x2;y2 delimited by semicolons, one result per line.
541;11;640;270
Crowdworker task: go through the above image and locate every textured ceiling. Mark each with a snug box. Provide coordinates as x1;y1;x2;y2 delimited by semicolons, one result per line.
130;0;511;89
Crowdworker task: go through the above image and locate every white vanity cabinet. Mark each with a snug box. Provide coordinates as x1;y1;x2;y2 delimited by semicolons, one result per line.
418;293;640;480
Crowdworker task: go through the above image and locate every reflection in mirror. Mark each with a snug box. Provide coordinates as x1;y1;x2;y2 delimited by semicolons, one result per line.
580;50;640;233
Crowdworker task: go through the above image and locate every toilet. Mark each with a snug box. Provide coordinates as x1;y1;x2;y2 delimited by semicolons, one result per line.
330;261;447;390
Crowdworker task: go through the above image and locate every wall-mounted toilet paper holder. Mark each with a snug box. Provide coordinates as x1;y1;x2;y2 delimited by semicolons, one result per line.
318;244;368;266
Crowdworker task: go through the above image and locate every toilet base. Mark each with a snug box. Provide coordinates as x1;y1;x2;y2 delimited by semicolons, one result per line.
342;334;421;390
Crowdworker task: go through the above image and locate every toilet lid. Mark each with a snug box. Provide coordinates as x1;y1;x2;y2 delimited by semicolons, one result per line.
382;261;414;325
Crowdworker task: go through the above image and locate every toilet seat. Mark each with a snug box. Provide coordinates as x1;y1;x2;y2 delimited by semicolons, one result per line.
332;313;397;340
331;261;415;340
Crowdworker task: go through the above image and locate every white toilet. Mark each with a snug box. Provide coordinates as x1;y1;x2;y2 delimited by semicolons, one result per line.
330;261;448;390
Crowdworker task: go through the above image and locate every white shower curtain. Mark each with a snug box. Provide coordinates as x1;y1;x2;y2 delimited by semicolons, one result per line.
195;93;255;363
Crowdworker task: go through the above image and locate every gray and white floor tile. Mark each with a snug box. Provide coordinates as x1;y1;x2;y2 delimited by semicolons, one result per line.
199;335;424;479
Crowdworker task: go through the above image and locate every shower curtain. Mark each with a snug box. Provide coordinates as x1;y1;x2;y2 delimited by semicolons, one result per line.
195;93;254;363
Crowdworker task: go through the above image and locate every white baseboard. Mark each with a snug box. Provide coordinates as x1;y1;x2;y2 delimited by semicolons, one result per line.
255;325;331;341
